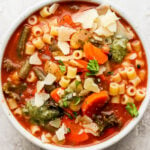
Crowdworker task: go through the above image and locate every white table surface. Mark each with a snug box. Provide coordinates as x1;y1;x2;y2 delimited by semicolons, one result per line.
0;0;150;150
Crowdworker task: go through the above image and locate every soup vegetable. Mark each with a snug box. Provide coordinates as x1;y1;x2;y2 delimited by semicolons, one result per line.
2;1;147;147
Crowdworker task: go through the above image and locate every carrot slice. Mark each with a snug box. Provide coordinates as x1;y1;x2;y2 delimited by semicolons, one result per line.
50;88;62;102
83;42;94;60
63;117;89;144
60;15;75;27
84;42;108;64
75;59;88;71
82;91;109;117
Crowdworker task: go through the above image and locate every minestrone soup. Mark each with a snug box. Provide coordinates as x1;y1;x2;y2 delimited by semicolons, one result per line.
2;1;147;147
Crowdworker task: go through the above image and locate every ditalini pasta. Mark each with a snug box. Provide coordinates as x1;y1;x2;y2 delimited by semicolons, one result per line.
30;125;41;135
32;26;43;37
2;1;147;147
121;94;134;105
111;96;120;104
126;86;136;96
67;66;77;79
126;67;137;80
32;37;45;49
73;50;84;60
135;89;146;101
109;82;119;96
111;73;121;82
25;43;35;55
28;15;38;25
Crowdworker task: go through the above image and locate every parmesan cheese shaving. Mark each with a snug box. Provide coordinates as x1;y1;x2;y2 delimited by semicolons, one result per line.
84;129;99;136
83;123;99;132
49;3;59;15
36;73;56;93
107;22;117;32
58;26;76;42
56;123;68;141
29;52;42;65
72;9;98;29
41;133;51;143
96;65;106;76
94;26;113;37
36;81;44;93
99;9;119;27
44;73;56;85
34;93;50;107
58;41;70;55
115;21;134;40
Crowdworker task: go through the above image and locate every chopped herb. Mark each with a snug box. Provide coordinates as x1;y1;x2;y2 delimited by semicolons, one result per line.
67;128;71;133
59;65;66;73
86;72;98;76
58;60;64;65
74;96;81;105
63;101;69;108
38;49;44;53
106;71;114;76
75;80;82;88
73;112;78;118
137;64;141;69
64;112;73;120
126;103;139;117
86;59;99;76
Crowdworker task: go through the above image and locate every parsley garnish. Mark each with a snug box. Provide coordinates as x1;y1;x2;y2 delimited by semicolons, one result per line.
63;101;69;108
58;60;64;65
64;112;73;120
106;71;114;76
59;65;66;73
74;96;81;105
86;59;99;76
126;103;139;117
67;128;71;133
73;112;78;118
58;60;66;73
75;80;82;88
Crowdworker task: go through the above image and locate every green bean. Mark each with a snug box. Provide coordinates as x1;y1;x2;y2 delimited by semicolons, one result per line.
33;67;46;81
19;59;31;79
17;25;30;58
44;84;56;93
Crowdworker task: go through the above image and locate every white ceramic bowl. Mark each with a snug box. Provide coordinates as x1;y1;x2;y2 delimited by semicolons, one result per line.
0;0;150;150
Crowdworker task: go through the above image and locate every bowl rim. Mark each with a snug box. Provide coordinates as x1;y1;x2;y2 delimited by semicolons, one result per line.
0;0;150;150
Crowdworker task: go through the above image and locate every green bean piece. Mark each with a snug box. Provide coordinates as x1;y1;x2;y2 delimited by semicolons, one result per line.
17;25;30;58
19;59;31;79
44;84;56;93
33;67;46;81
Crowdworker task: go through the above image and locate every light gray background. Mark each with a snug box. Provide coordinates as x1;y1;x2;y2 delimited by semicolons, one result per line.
0;0;150;150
